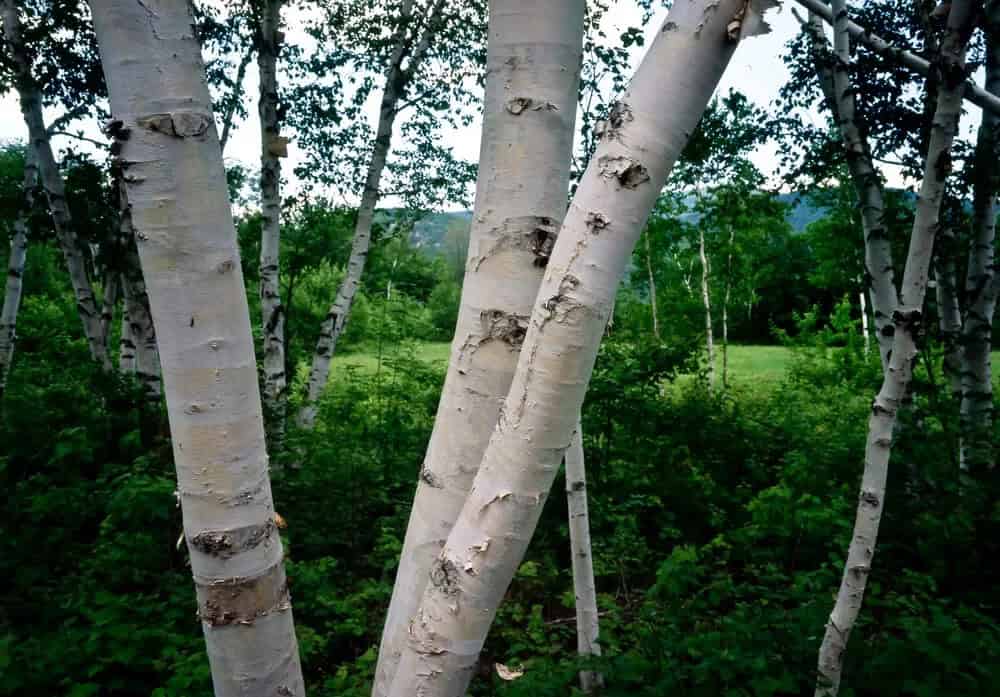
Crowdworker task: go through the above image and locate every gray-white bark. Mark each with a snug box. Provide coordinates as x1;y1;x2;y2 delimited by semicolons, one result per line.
372;3;586;693
699;227;715;388
119;300;136;374
99;271;119;353
815;2;976;694
89;1;304;695
258;0;287;444
0;146;35;397
565;420;602;693
1;0;110;371
959;2;1000;471
300;0;445;428
118;182;160;401
794;0;1000;115
804;8;898;370
387;2;767;694
859;290;870;355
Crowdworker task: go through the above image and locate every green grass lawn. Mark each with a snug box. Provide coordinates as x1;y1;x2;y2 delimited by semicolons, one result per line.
329;341;1000;388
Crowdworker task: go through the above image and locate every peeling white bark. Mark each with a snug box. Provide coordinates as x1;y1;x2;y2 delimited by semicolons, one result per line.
372;3;586;693
300;0;446;428
565;420;602;693
387;2;764;694
89;1;304;695
815;2;976;694
0;146;35;397
258;0;287;443
2;0;110;371
959;2;1000;471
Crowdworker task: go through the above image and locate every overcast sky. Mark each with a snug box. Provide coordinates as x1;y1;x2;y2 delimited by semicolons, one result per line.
2;2;976;208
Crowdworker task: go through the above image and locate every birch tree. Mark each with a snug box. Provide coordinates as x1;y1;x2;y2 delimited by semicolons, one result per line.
814;1;978;693
0;146;35;397
387;2;776;694
372;2;585;692
297;0;483;427
698;227;715;387
959;0;1000;471
1;0;110;371
88;0;305;694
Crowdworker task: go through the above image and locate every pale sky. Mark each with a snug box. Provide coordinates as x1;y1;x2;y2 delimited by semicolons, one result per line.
1;2;976;207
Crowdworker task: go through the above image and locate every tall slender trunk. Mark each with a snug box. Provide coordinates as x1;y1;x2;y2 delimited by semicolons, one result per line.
814;3;975;694
934;230;963;399
387;3;766;694
99;272;119;353
644;229;660;340
722;225;734;388
119;300;136;374
565;419;602;693
959;3;1000;472
118;182;160;401
1;0;110;371
258;0;287;445
0;145;35;398
300;0;445;428
90;2;305;695
859;290;870;355
372;3;586;694
804;9;898;371
699;227;715;387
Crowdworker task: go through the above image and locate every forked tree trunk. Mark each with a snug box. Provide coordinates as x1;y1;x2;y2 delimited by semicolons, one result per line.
959;3;1000;472
699;227;715;387
90;2;305;695
387;3;769;694
565;419;603;693
644;229;660;340
804;9;898;371
814;2;976;694
372;3;586;693
0;145;35;397
1;0;110;371
300;0;446;428
258;0;287;444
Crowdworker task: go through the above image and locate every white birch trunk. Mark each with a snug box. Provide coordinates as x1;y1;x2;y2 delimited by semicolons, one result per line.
959;3;1000;471
806;7;898;371
565;419;603;693
89;2;304;695
0;146;35;397
300;0;445;428
699;227;715;388
644;229;661;340
258;0;287;444
722;225;734;388
99;272;119;353
934;231;963;399
859;290;870;355
372;3;586;693
387;3;769;694
814;3;976;694
1;0;110;371
119;302;136;374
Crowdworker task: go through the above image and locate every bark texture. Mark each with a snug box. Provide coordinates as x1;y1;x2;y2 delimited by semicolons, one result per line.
118;182;160;400
565;420;602;693
959;1;1000;471
387;2;764;694
814;3;976;694
89;1;304;695
372;3;586;693
119;302;136;374
805;8;897;370
1;0;110;370
300;0;446;427
0;146;35;397
258;0;287;443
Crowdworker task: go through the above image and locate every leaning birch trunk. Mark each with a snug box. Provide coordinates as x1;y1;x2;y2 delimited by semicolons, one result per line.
0;146;35;397
387;3;771;694
699;227;715;387
1;0;110;370
300;0;445;428
258;0;287;444
814;3;976;695
89;2;305;695
644;229;661;340
565;420;602;693
934;231;963;399
959;3;1000;472
372;3;586;693
805;8;898;370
